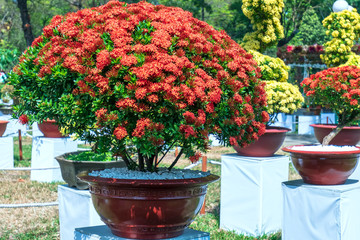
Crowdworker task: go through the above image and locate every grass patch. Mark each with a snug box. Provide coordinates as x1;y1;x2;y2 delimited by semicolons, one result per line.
0;218;59;240
14;136;32;167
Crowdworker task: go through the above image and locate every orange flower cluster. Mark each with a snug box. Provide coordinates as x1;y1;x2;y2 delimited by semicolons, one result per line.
13;1;268;163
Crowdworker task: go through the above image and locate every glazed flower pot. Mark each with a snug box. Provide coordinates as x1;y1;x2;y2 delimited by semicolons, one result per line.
0;120;9;137
77;172;219;239
310;124;360;145
38;119;65;138
282;145;360;185
55;151;126;189
233;126;291;157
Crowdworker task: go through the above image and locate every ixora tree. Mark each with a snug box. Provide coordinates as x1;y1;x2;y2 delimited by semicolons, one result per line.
9;2;270;238
301;65;360;145
9;1;268;172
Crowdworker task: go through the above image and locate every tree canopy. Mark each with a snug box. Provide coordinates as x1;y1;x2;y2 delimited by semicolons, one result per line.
0;0;353;71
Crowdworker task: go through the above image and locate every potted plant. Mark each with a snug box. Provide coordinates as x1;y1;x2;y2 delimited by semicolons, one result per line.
9;1;269;238
233;51;304;157
283;65;360;185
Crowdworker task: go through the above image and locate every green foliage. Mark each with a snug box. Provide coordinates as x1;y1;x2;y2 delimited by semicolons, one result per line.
66;151;116;162
297;8;328;45
0;47;20;72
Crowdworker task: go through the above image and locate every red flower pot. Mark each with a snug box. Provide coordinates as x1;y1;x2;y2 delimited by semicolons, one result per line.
233;126;291;157
37;119;65;138
0;120;9;137
310;124;360;145
282;145;360;185
78;172;219;239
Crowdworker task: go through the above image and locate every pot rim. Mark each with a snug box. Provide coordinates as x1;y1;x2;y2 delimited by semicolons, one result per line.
77;170;220;187
265;126;291;133
0;120;9;124
282;144;360;155
38;119;56;124
310;124;360;130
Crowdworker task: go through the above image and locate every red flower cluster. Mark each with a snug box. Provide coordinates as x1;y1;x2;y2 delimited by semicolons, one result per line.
15;1;268;162
301;66;360;116
19;114;29;125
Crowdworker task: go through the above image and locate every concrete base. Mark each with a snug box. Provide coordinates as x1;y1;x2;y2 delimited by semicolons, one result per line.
58;185;104;240
75;226;210;240
282;179;360;240
270;113;295;132
31;137;77;182
298;115;320;135
220;154;289;236
0;136;13;169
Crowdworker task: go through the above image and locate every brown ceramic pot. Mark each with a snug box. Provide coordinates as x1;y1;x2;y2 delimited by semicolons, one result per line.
78;172;219;239
38;119;65;138
282;145;360;185
55;151;126;190
0;120;9;137
233;126;291;157
310;124;360;145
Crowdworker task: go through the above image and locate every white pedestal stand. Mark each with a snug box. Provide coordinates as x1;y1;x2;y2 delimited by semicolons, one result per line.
282;179;360;240
320;112;336;124
31;137;77;182
0;116;27;137
74;226;210;240
31;123;44;137
298;115;320;135
209;134;221;147
0;137;13;169
350;163;360;180
58;185;104;240
270;113;295;132
220;154;289;236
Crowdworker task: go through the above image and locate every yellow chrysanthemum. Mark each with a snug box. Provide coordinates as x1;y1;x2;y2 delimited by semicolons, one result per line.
322;9;360;67
264;81;304;115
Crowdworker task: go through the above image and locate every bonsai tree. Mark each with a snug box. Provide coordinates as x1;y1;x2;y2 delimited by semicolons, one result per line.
301;65;360;145
9;1;268;172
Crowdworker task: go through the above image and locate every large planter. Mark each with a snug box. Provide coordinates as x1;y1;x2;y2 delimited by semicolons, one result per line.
0;120;9;137
310;124;360;145
55;151;126;190
78;172;219;239
282;145;360;185
233;126;291;157
38;119;65;138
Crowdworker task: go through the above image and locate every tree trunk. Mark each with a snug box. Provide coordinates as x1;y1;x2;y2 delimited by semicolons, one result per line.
16;0;34;47
322;122;346;146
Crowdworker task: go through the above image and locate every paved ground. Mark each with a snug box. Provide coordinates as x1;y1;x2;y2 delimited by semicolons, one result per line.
282;133;318;147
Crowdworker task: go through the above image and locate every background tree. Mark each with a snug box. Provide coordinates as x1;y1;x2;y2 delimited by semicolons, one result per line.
15;0;34;46
296;8;328;45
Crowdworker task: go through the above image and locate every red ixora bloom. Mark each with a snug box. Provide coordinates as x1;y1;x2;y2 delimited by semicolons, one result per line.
301;65;360;117
19;114;29;125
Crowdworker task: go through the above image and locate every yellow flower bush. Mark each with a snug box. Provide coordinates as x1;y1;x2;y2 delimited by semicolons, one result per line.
341;53;360;67
265;81;304;115
250;50;290;82
321;9;360;67
241;0;284;52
